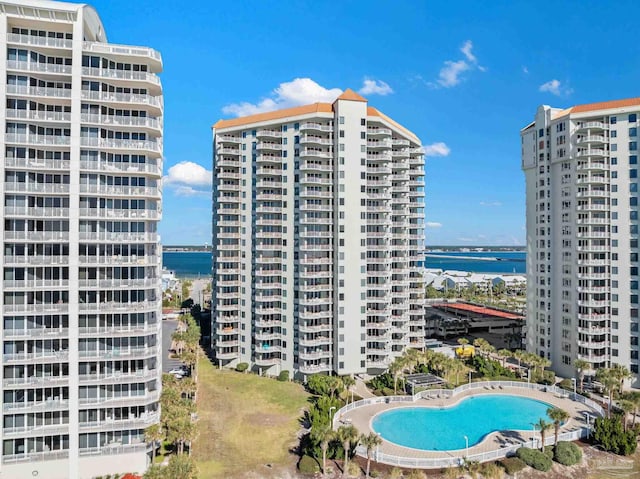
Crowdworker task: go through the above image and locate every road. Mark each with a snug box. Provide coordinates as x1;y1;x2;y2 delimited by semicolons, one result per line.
189;278;210;307
162;319;184;373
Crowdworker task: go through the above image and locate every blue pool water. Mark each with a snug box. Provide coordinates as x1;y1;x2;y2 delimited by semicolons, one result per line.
371;395;551;451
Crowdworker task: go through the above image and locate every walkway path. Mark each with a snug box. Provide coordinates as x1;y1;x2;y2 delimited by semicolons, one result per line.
353;377;375;399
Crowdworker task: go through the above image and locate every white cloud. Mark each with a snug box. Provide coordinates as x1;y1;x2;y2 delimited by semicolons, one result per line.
222;78;342;117
480;201;502;207
425;222;442;228
164;161;212;186
539;79;573;97
436;60;471;88
174;186;210;197
422;142;451;157
460;40;476;63
359;79;393;96
163;161;212;196
430;40;485;88
522;66;529;74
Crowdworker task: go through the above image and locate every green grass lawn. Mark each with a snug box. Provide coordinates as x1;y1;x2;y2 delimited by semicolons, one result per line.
193;358;310;478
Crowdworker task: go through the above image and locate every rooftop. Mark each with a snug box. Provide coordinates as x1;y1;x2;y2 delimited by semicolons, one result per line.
431;302;524;320
551;96;640;120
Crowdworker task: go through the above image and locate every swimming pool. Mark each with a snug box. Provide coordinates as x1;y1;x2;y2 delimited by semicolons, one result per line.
371;395;552;451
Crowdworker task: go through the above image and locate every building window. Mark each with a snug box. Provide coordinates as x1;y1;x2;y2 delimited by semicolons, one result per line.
630;113;637;123
631;128;638;137
339;116;345;124
632;142;639;151
611;130;617;138
611;116;617;124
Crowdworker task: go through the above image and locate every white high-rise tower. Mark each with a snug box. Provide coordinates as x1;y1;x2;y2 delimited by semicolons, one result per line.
0;1;163;477
522;98;640;386
212;90;425;379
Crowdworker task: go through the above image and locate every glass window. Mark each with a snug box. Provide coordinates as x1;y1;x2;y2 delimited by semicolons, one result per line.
631;155;638;164
630;114;637;123
611;116;617;124
631;142;638;151
631;127;638;137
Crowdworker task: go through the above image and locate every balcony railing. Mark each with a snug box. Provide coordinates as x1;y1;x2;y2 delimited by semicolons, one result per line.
5;133;70;146
80;137;162;153
82;67;160;85
81;90;162;109
80;113;161;131
7;33;73;49
80;159;161;176
6;109;71;122
7;60;71;75
7;84;71;98
83;41;162;63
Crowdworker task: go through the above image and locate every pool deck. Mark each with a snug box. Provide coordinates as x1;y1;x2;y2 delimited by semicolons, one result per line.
338;386;600;460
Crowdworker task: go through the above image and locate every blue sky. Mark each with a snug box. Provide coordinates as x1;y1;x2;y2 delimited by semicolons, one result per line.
89;0;640;246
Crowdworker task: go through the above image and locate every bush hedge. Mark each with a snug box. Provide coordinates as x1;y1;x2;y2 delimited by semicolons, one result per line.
500;457;526;475
277;370;289;382
516;447;553;472
235;362;248;373
298;455;320;474
554;441;582;466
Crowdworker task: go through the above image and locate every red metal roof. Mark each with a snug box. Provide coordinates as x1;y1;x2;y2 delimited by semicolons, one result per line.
432;303;523;320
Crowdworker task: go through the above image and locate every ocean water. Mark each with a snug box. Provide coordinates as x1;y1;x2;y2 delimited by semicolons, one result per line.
162;250;527;278
162;251;211;278
424;251;526;274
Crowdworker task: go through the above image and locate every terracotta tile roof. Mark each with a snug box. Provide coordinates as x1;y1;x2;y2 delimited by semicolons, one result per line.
335;88;367;102
213;102;333;129
367;106;420;143
550;97;640;120
572;97;640;113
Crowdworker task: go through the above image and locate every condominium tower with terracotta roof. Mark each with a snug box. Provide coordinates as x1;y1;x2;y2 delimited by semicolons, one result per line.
522;97;640;386
212;90;425;378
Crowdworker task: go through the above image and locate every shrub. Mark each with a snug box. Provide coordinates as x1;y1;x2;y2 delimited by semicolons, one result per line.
298;455;320;474
593;416;638;455
388;467;404;479
235;362;248;373
543;445;554;459
516;447;553;472
554;441;582;466
346;461;362;477
558;378;574;391
480;462;504;479
382;387;396;396
406;469;426;479
277;370;289;382
500;457;526;475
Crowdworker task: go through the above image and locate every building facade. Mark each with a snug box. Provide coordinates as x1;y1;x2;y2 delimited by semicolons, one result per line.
0;1;163;477
522;98;640;385
212;90;425;379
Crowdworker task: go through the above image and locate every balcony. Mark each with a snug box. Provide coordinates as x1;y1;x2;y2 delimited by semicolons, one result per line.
256;129;282;138
256;142;282;151
79;184;160;198
78;255;158;266
7;60;72;75
77;277;158;289
6;109;71;123
79;346;159;360
576;135;606;144
79;390;160;407
367;139;392;149
81;90;162;111
79;231;158;242
80;159;161;176
4;182;70;195
300;123;332;132
80;137;162;154
80;113;161;132
218;134;242;144
367;153;392;162
3;279;69;290
367;127;392;136
79;207;158;220
82;67;160;86
4;255;68;266
3;375;68;389
300;148;332;159
83;40;162;64
79;413;159;433
3;350;69;364
576;149;608;158
3;423;69;438
255;155;282;163
6;133;70;147
4;206;69;218
576;121;608;131
300;136;332;145
78;323;159;337
7;32;73;49
7;84;71;99
79;301;158;313
4;231;69;242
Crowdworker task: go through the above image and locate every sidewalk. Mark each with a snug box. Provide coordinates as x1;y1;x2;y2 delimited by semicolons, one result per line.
353;377;375;399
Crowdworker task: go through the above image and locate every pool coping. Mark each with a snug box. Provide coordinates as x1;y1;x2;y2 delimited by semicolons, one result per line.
334;380;603;469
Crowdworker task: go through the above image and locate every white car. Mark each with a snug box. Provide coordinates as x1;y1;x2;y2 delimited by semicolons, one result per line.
168;367;187;377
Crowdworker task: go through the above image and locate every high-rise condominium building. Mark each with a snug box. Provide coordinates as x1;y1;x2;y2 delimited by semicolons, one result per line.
522;98;640;386
0;1;163;477
211;90;425;379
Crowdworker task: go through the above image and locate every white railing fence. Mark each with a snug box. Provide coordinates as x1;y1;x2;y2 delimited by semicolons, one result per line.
333;380;603;469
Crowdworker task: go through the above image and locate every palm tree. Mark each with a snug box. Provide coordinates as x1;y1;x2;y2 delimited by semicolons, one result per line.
534;418;552;451
622;391;640;428
574;359;590;392
360;432;382;478
611;363;632;394
473;338;490;358
341;375;356;404
547;407;569;445
336;425;359;477
498;349;512;367
311;423;335;477
145;423;164;462
618;399;635;432
596;368;619;417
